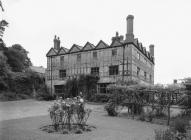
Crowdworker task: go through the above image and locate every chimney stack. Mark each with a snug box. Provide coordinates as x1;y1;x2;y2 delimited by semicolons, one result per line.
126;15;134;40
53;35;61;50
149;44;154;57
173;79;177;84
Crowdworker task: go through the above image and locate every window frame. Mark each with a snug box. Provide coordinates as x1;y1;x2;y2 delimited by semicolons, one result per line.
109;65;119;75
93;51;97;59
144;71;147;80
91;67;99;76
112;49;117;57
137;67;140;77
77;54;81;62
59;69;66;79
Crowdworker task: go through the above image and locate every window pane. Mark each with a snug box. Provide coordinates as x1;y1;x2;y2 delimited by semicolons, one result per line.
91;67;99;76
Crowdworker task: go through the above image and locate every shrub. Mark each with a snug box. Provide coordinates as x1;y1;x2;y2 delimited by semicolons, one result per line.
36;85;55;101
145;111;153;122
154;129;174;140
138;113;145;121
171;118;188;133
104;101;118;116
0;91;16;101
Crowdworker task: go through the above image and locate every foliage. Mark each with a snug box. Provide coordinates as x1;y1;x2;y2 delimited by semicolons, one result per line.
64;74;99;100
0;0;8;38
182;77;191;91
138;113;145;121
154;128;191;140
36;85;55;101
78;75;99;100
107;80;146;115
104;101;118;116
48;97;91;132
154;129;174;140
171;118;188;133
0;55;10;90
64;78;78;98
4;44;32;72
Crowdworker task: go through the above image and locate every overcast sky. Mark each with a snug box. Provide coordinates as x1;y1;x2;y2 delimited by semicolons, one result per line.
2;0;191;84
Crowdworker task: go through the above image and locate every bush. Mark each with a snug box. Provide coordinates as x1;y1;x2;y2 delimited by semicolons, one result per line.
154;129;174;140
171;118;188;133
104;102;118;116
36;85;55;101
145;111;153;122
138;113;145;121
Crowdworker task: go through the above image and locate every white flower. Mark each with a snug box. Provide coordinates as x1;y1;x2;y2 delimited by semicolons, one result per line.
80;98;84;103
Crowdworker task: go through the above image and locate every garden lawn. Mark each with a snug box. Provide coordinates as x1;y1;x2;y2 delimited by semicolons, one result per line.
0;111;166;140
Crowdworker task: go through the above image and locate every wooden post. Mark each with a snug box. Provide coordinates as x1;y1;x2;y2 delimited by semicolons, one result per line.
132;103;134;119
167;91;171;126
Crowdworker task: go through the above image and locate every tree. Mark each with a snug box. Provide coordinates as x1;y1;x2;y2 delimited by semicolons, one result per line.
4;44;32;72
0;1;8;38
11;44;32;67
0;55;10;91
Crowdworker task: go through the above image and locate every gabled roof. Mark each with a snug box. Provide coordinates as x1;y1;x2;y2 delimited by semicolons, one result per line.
110;39;122;47
82;42;95;51
95;40;109;49
46;48;57;57
133;38;139;46
68;44;82;53
58;47;69;55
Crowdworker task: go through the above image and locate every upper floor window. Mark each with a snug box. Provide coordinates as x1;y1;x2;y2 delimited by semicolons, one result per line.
144;71;147;80
109;65;119;75
59;69;66;79
144;58;147;64
93;51;97;59
112;49;117;57
77;54;81;62
150;74;152;81
60;56;64;66
137;67;140;76
91;67;99;76
137;52;140;60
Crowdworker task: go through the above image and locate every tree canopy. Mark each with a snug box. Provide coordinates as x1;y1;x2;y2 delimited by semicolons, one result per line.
4;44;32;72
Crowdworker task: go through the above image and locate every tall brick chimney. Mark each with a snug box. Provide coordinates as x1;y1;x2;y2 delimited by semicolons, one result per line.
126;15;134;40
149;44;154;57
53;35;60;50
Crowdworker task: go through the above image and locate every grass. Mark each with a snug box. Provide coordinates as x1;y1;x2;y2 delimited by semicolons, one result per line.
0;110;166;140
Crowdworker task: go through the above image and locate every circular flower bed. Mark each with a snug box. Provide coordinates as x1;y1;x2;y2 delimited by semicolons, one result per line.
41;96;95;134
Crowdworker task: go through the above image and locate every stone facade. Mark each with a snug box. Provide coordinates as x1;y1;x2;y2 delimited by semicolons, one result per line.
46;15;155;94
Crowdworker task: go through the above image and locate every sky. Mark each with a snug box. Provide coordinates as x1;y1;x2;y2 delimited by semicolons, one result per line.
1;0;191;84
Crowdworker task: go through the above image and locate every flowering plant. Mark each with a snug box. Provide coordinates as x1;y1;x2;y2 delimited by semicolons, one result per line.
48;96;91;131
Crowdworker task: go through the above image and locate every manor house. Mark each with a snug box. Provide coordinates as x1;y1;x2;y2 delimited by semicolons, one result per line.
46;15;155;94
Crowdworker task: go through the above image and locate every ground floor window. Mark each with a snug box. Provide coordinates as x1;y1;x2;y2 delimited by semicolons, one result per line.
54;85;65;94
98;83;109;94
91;67;99;76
